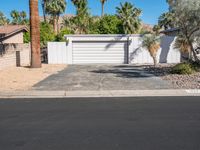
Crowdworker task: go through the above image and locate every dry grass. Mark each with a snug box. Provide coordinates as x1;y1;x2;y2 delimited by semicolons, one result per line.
0;64;67;91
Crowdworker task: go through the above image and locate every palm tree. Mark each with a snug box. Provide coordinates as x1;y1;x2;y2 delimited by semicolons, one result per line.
41;0;47;22
71;0;90;34
100;0;107;17
10;10;20;24
30;0;41;68
158;12;174;30
116;2;142;34
45;0;66;34
10;10;28;25
0;11;9;25
20;11;28;25
174;34;192;60
142;34;161;66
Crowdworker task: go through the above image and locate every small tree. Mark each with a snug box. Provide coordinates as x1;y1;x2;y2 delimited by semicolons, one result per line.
142;34;160;66
168;0;200;63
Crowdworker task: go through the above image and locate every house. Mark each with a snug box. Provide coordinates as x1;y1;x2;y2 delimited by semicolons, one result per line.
0;25;30;70
48;34;181;64
0;25;28;44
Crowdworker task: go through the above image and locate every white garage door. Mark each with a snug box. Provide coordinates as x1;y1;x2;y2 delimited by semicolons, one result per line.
72;41;128;64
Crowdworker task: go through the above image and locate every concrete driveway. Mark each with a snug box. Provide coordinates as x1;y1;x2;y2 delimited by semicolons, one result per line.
33;65;173;91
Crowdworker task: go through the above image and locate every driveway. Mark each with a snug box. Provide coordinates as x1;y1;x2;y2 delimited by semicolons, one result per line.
33;65;173;91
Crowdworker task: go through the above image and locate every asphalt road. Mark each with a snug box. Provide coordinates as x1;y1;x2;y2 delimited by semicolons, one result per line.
0;97;200;150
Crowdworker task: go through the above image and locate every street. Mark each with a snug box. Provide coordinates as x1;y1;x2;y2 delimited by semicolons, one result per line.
0;97;200;150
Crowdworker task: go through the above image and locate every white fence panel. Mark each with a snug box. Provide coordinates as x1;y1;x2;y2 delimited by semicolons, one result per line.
48;42;67;64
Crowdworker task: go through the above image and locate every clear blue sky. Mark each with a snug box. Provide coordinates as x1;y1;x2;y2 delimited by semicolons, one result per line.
0;0;169;25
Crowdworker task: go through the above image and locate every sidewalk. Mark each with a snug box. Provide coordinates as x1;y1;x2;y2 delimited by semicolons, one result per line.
0;89;200;98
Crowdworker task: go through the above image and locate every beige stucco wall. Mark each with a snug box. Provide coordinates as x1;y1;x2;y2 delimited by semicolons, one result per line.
0;43;30;70
2;32;24;44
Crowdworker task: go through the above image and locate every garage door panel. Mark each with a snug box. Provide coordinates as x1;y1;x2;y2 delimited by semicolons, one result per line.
73;42;126;48
73;51;124;54
72;41;127;64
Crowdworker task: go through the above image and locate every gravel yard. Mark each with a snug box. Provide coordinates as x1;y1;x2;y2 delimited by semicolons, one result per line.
145;64;200;89
0;64;67;91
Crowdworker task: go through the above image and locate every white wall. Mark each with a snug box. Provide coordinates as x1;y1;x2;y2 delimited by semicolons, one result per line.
129;35;181;64
48;35;181;64
48;42;68;64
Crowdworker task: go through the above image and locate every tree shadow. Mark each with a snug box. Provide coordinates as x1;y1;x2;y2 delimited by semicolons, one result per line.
90;65;155;78
159;36;175;63
144;65;173;77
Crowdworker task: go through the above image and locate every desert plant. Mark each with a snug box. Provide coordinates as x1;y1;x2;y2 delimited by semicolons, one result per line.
171;63;195;74
174;35;191;55
142;34;161;66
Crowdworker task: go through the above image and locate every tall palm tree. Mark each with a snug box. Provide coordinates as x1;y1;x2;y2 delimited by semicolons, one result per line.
41;0;47;22
142;34;160;66
10;10;20;24
45;0;66;34
100;0;107;17
116;2;142;34
0;11;9;25
30;0;41;68
71;0;90;34
158;12;174;30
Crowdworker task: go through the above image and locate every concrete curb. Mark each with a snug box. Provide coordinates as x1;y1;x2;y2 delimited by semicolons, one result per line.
0;89;200;98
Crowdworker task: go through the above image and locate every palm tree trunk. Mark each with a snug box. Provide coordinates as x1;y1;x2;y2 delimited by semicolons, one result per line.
153;56;157;67
56;15;60;34
53;16;57;34
42;1;47;22
101;2;104;17
30;0;41;68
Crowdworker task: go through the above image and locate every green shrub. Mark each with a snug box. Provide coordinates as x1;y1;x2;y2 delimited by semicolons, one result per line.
54;28;72;42
171;63;195;75
40;22;55;48
89;15;124;34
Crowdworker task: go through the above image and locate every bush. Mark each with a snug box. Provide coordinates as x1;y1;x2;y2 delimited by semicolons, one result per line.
55;28;72;42
40;22;55;48
89;15;124;34
171;63;195;74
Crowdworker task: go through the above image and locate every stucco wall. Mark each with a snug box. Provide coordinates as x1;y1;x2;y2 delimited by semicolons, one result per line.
0;43;30;70
2;32;24;44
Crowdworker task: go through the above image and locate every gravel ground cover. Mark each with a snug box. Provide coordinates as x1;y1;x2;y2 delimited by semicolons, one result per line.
145;64;200;89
